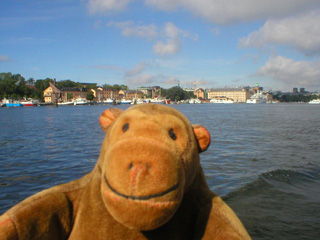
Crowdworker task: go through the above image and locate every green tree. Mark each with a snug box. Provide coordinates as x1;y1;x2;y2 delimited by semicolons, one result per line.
56;80;80;88
0;72;26;99
103;84;113;89
102;84;127;90
35;78;53;91
273;93;317;103
164;87;187;101
85;83;97;89
67;93;74;100
34;78;53;100
112;84;121;90
86;91;95;101
120;85;127;90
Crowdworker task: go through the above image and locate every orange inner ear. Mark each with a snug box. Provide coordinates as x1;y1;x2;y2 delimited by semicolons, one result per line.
192;125;211;153
100;108;123;132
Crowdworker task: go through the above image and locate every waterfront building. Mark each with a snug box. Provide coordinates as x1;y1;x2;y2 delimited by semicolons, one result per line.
43;83;90;103
102;88;121;100
194;88;206;99
26;79;36;89
265;92;273;102
91;87;104;102
137;87;152;96
119;90;144;100
89;87;144;102
137;86;161;98
207;88;250;103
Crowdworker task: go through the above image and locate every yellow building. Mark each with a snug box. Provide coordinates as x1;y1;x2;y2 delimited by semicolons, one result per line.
194;88;206;99
207;88;250;103
43;83;60;103
43;83;90;103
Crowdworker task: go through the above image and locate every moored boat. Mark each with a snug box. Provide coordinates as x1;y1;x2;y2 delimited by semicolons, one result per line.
189;99;201;104
20;99;37;107
145;98;164;104
131;99;144;105
120;99;132;104
2;99;23;107
246;98;266;104
57;101;74;106
246;91;267;104
6;103;22;107
210;98;234;104
73;98;88;105
309;99;320;104
103;98;115;104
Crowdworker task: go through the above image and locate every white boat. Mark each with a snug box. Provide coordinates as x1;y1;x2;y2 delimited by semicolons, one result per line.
120;99;132;104
147;98;164;104
246;98;266;104
103;98;114;104
246;91;267;104
309;99;320;104
20;99;39;107
73;98;88;105
131;99;144;105
2;99;22;107
210;98;234;104
58;101;74;106
189;99;201;104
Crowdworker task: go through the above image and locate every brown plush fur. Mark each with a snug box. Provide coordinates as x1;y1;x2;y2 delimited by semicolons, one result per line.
0;104;251;239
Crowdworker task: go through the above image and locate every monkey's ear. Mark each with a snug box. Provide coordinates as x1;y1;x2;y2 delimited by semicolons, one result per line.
99;108;123;132
192;125;211;153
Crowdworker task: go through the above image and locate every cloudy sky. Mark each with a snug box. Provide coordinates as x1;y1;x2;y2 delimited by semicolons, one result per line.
1;0;320;92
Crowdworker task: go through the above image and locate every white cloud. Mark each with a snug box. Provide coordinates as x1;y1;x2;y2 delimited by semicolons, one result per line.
88;0;320;24
239;11;320;55
107;21;196;56
153;22;181;56
107;21;158;40
165;76;179;84
257;55;320;89
153;39;180;56
127;73;154;85
125;62;148;77
0;55;12;62
90;64;123;71
125;61;153;86
88;0;130;14
125;62;176;86
145;0;320;24
152;22;197;56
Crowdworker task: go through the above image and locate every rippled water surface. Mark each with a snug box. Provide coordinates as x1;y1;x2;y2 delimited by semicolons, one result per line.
1;103;319;239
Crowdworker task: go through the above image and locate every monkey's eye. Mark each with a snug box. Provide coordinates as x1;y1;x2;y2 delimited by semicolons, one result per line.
169;128;177;140
122;123;129;132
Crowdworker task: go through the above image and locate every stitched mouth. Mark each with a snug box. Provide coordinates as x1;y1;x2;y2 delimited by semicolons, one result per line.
104;176;179;200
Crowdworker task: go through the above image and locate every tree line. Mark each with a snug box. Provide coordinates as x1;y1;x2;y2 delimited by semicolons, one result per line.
0;73;128;101
2;72;318;102
273;93;319;102
0;72;196;101
0;73;51;100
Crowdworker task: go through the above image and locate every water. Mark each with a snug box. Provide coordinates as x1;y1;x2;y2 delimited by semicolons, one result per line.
1;104;319;239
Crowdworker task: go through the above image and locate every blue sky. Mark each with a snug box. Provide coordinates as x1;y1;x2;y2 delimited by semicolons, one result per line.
1;0;320;92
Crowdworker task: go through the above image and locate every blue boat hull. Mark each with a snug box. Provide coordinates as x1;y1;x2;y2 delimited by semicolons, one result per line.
7;103;23;107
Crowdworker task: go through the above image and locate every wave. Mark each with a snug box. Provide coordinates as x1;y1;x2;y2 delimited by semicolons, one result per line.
223;167;320;240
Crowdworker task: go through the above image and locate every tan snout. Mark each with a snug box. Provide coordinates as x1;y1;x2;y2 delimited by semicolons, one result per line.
104;138;182;199
101;137;185;230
